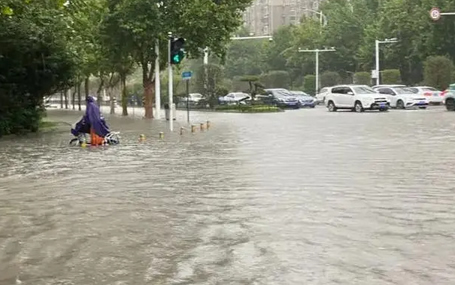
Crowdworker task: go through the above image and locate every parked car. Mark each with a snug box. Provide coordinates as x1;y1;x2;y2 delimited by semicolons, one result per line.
261;88;300;109
315;87;333;105
289;91;316;108
218;92;251;105
372;84;406;89
325;85;390;112
374;86;429;109
407;86;444;105
443;84;455;111
179;93;204;107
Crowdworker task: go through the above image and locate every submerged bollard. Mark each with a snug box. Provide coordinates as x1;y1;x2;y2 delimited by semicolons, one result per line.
180;127;184;135
200;123;204;131
191;125;196;133
206;120;210;130
139;134;146;142
159;132;164;139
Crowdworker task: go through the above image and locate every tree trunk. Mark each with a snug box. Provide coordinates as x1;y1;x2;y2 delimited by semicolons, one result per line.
60;91;64;108
77;82;82;111
143;80;154;118
72;87;76;110
96;77;105;106
109;87;115;114
64;89;69;109
121;73;128;116
84;77;90;100
142;62;154;119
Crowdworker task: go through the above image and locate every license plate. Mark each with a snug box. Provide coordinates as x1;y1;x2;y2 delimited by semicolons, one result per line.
433;93;438;96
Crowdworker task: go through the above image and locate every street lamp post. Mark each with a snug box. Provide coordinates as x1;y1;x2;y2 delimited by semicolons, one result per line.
303;8;328;30
298;47;336;95
374;38;398;85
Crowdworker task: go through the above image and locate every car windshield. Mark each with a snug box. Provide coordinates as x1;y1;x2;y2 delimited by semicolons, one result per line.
395;88;414;94
290;91;306;96
271;89;292;97
353;86;376;94
422;87;437;91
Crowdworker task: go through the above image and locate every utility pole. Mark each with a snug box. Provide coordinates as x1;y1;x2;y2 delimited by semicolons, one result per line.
298;47;336;95
168;32;173;132
374;38;397;85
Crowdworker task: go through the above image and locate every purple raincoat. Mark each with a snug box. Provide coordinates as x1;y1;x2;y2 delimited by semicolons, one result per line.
71;96;110;137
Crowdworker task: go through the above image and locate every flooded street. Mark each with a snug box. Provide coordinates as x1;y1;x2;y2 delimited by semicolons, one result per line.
1;107;455;285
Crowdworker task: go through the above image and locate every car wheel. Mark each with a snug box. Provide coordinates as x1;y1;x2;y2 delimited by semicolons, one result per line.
396;100;405;109
354;101;364;113
446;98;455;111
327;101;337;112
379;108;388;112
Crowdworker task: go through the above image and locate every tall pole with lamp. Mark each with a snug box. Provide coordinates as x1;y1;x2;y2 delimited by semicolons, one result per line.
298;47;336;95
374;38;397;86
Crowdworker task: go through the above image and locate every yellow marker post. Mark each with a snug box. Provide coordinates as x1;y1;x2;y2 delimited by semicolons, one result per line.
200;123;204;131
159;132;164;139
191;125;196;133
180;127;184;135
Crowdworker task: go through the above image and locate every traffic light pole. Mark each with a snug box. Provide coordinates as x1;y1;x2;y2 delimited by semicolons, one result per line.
168;32;174;132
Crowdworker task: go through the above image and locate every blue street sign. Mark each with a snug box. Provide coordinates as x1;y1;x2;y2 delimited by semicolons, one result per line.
182;71;192;80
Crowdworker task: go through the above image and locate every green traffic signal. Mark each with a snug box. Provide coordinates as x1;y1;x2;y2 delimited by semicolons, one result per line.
171;50;185;64
170;37;185;65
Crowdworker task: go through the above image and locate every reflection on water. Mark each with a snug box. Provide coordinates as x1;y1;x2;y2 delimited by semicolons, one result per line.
1;107;455;284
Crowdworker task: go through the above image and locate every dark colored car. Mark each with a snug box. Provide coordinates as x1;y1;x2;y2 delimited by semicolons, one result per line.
261;88;300;109
289;91;316;108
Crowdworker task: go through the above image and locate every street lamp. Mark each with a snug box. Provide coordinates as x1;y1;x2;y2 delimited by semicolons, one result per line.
374;38;398;85
302;8;327;29
298;47;336;95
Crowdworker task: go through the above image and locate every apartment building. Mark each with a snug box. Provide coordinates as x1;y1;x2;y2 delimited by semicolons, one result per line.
242;0;325;36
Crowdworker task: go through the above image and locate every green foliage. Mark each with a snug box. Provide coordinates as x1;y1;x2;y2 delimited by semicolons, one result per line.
224;40;265;78
260;71;291;89
424;56;454;90
221;0;455;87
303;75;316;95
0;0;76;136
354;72;371;85
320;71;342;87
381;69;401;84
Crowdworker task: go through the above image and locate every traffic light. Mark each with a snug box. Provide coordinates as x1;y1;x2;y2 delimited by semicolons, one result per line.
170;37;185;64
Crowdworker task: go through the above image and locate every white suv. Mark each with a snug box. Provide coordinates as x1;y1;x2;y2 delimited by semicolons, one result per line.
325;85;390;112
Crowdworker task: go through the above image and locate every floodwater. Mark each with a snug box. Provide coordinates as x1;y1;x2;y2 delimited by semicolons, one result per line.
1;106;455;285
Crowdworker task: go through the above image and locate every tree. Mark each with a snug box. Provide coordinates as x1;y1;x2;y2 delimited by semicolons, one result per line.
320;71;341;87
381;69;401;84
354;72;371;85
303;75;316;95
264;25;295;71
194;63;224;108
260;71;291;89
105;0;253;118
424;56;453;90
0;0;76;136
224;40;265;78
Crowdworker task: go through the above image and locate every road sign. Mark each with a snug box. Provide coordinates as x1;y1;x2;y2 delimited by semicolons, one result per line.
430;7;441;21
182;71;192;80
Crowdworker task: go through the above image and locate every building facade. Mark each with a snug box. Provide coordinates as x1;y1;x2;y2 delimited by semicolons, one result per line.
242;0;325;36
